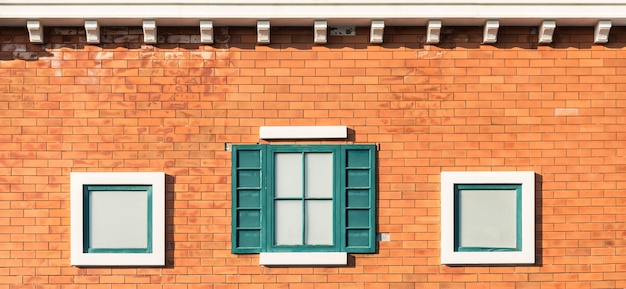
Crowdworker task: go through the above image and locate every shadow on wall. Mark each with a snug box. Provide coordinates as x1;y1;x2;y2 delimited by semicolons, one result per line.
165;174;176;268
534;173;544;267
3;26;626;61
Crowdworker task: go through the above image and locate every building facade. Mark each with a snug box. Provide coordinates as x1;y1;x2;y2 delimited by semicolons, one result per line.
1;1;626;289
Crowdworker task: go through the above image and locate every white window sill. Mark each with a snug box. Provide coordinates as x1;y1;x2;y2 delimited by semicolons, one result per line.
259;252;347;266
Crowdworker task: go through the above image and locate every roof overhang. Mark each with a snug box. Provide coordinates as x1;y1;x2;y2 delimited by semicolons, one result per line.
1;0;626;27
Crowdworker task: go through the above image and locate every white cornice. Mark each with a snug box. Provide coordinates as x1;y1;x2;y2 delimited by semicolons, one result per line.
3;0;626;4
1;1;626;27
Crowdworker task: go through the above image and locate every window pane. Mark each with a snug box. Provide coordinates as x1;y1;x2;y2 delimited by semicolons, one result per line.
305;153;333;198
275;153;303;198
89;190;148;249
305;200;333;245
275;200;302;245
457;189;517;249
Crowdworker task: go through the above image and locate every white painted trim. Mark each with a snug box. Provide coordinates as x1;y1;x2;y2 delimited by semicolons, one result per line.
70;172;166;266
440;171;535;265
426;20;442;44
483;19;499;44
257;20;271;44
6;1;626;5
259;252;348;266
538;20;556;44
84;20;100;44
3;2;626;27
313;20;328;44
142;19;157;44
199;20;213;43
370;20;384;44
260;126;347;140
26;20;43;43
594;20;612;43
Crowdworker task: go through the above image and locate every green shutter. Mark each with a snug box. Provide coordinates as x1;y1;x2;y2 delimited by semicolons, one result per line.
341;145;376;253
232;145;264;253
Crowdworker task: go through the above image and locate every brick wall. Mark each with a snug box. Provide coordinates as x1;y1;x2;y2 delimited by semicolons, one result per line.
1;25;626;289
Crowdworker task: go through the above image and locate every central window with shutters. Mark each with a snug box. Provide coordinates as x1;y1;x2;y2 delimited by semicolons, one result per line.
232;145;376;265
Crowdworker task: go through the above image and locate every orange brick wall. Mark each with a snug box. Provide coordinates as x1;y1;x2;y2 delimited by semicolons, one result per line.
1;25;626;289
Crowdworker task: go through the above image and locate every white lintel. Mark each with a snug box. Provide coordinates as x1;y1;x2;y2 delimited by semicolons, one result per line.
259;126;347;139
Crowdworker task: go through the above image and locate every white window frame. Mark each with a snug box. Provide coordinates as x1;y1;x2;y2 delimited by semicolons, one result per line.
70;172;165;266
440;171;535;265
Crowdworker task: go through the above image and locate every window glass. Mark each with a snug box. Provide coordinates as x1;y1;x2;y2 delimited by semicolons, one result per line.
275;200;303;245
88;189;149;251
456;188;518;250
305;153;333;198
305;200;333;245
275;153;303;198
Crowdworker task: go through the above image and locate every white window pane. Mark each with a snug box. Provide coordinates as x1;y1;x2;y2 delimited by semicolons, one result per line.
275;153;302;198
89;190;148;249
305;153;333;198
275;200;302;245
305;200;333;245
457;189;517;248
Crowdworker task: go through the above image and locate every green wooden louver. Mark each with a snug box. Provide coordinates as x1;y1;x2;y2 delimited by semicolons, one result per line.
232;145;264;253
342;145;376;253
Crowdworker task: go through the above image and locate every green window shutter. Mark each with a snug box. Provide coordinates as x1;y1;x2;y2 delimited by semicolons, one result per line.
232;145;265;253
341;145;376;253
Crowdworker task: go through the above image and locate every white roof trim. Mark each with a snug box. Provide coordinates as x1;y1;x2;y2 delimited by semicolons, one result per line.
2;1;626;27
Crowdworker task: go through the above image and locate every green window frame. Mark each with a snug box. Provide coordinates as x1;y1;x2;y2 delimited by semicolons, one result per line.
82;185;153;254
453;184;522;252
232;144;376;254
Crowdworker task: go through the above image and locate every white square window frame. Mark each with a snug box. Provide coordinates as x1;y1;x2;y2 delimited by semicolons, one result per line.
70;172;165;266
440;171;535;265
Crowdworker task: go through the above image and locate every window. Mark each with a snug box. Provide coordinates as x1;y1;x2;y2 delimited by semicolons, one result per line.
232;145;376;266
440;171;535;265
70;172;165;266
